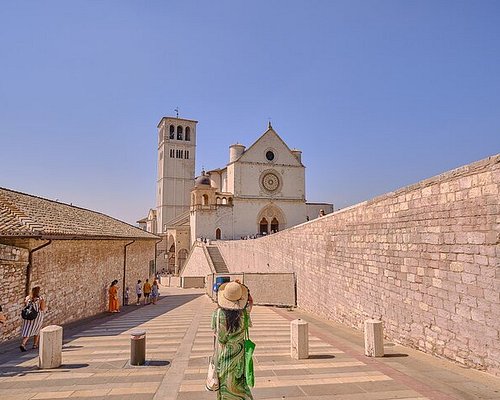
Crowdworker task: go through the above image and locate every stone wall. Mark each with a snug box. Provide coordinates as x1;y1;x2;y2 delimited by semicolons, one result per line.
0;244;28;342
181;242;213;277
0;239;155;343
216;155;500;375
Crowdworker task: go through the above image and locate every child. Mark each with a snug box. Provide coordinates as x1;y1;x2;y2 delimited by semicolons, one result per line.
124;287;130;306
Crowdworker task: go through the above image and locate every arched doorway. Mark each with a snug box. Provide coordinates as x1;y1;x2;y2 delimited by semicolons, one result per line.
271;217;279;233
259;218;268;235
257;205;286;235
216;228;221;240
167;243;176;274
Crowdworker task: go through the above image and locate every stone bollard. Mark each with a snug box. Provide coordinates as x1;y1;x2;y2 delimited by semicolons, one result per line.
39;325;63;369
290;319;309;359
364;319;384;357
130;330;146;365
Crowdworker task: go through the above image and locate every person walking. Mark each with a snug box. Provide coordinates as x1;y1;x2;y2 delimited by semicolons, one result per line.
20;286;46;352
151;280;159;305
135;280;142;305
108;280;120;313
143;279;152;305
212;281;254;399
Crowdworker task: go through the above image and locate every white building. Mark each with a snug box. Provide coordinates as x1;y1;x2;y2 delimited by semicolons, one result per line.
139;117;332;274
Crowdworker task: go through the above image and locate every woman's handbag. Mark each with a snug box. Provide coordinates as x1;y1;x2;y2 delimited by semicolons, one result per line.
21;300;38;321
244;311;256;387
206;309;220;391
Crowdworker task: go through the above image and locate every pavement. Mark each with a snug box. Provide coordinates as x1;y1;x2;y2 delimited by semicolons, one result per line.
0;286;499;400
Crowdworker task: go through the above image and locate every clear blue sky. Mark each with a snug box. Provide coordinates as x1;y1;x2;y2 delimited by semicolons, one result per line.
1;1;499;224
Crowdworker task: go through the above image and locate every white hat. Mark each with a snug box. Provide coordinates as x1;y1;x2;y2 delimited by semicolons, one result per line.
217;281;249;310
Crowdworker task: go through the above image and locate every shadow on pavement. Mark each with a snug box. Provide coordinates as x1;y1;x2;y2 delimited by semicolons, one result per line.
383;353;409;358
308;354;336;359
0;363;89;377
0;291;204;368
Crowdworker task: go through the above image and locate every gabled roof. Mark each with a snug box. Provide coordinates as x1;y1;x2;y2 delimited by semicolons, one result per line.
230;124;304;167
166;211;190;228
0;187;159;240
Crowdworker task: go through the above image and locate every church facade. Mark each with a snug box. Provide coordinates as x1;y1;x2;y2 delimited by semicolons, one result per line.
139;116;333;274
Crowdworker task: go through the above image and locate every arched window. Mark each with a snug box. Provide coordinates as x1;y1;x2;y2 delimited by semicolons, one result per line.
202;194;209;205
216;228;221;240
259;218;268;235
222;197;227;205
169;125;175;139
271;217;279;233
216;197;221;205
177;126;183;140
228;197;233;206
185;126;191;141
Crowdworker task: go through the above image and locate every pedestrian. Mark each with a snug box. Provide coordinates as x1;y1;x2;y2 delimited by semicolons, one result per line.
108;280;120;313
211;281;254;399
135;280;142;305
20;286;46;352
124;286;130;306
318;209;325;217
151;280;159;305
143;279;152;305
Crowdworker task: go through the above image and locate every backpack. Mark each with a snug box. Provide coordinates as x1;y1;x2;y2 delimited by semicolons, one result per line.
21;300;38;320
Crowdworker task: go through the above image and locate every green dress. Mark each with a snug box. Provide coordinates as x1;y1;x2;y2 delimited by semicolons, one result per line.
211;308;254;400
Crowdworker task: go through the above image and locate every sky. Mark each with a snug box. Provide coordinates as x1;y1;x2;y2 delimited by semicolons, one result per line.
1;1;499;224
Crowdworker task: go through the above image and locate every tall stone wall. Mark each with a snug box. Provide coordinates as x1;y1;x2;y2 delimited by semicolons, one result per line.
0;244;28;342
0;239;155;343
216;155;500;375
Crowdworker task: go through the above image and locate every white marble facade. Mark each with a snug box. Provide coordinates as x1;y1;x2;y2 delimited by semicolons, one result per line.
139;117;332;272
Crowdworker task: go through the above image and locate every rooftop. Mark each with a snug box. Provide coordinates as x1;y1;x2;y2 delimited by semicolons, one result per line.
0;187;159;240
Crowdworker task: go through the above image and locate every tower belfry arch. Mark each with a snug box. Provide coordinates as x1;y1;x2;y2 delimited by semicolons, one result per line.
156;116;198;231
155;116;197;273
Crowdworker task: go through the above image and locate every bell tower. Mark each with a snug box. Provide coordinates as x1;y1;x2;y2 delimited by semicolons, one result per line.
156;116;197;233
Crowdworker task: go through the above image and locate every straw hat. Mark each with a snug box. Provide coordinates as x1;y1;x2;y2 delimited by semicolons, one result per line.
217;281;249;310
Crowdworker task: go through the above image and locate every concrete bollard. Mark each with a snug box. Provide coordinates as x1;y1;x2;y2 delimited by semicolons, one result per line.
291;319;309;359
39;325;63;369
364;319;384;357
130;330;146;365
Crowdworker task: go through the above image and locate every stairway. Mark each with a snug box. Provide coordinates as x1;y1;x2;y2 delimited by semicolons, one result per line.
206;246;229;273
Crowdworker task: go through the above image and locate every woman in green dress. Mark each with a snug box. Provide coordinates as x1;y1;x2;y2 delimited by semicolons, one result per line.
212;281;254;400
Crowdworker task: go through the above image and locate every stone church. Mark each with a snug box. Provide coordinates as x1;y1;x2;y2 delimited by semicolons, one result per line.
138;116;333;274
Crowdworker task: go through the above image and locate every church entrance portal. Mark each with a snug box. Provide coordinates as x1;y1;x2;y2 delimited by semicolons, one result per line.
259;218;268;235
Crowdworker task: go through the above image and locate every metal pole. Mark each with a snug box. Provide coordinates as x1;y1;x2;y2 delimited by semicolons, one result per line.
123;241;135;305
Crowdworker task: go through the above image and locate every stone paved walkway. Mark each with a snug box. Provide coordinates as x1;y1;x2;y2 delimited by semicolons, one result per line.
0;287;499;400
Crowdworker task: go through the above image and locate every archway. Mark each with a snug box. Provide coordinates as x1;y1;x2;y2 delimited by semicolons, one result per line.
257;204;286;235
167;243;176;274
216;228;221;240
259;218;268;235
271;217;279;233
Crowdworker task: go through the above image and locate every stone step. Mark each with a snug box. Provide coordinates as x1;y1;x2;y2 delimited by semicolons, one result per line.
206;246;229;273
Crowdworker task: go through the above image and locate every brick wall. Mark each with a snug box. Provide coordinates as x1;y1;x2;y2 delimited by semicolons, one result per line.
0;239;155;343
216;155;500;375
0;244;28;342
